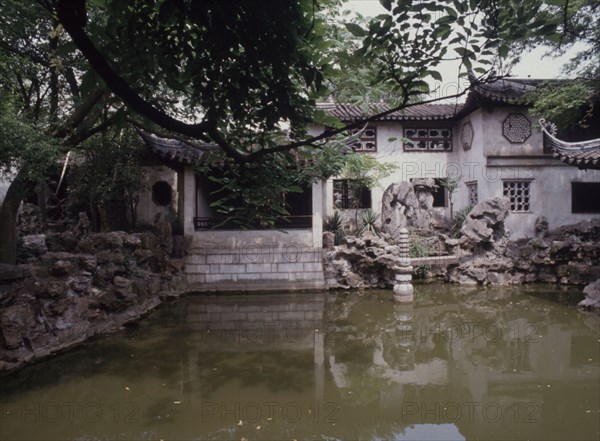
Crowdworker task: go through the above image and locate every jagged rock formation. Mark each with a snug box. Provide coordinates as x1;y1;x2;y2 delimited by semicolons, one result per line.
579;279;600;312
326;196;599;289
449;198;600;285
0;231;188;373
323;232;400;289
381;179;439;240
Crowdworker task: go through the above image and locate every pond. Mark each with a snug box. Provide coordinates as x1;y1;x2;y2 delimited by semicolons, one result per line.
1;284;599;441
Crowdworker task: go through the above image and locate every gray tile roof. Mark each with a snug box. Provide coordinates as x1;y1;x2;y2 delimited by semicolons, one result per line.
316;102;460;122
138;130;217;165
541;122;600;170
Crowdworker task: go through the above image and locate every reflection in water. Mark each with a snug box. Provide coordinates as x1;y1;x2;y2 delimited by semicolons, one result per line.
0;284;598;441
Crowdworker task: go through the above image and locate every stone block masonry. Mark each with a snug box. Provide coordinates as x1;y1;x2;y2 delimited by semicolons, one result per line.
185;239;325;292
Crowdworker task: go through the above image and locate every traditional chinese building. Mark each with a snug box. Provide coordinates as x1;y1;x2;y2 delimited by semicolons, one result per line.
315;77;600;239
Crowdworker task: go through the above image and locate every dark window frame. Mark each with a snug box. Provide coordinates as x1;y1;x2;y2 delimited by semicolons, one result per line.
333;179;372;209
432;178;447;207
572;182;600;213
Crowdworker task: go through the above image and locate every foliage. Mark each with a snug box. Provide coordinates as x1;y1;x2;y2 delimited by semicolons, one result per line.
198;150;307;229
341;153;397;190
450;205;473;238
506;0;600;128
0;95;60;187
528;80;598;129
24;0;591;228
409;238;430;280
68;128;147;231
356;209;381;237
438;175;462;220
324;211;345;245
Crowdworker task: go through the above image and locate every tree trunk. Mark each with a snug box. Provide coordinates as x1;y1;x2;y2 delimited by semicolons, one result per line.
0;173;24;264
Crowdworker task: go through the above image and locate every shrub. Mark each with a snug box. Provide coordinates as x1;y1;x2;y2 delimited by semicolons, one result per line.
324;211;345;245
450;205;473;238
357;209;381;236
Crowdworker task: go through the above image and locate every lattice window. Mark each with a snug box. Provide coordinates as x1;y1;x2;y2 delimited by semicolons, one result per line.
503;180;532;212
460;121;474;151
502;113;532;143
333;180;371;209
351;126;377;152
466;181;478;206
403;128;452;151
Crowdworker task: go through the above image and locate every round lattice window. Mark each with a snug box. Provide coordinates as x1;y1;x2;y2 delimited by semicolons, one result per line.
502;113;531;143
460;121;474;151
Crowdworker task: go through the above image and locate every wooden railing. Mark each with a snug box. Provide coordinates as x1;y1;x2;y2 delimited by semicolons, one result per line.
193;215;313;230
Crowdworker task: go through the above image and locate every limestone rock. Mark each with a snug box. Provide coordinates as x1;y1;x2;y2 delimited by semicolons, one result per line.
323;231;335;250
578;279;600;312
0;264;30;283
460;197;510;244
381;179;437;241
51;260;74;276
17;203;42;236
22;234;48;256
535;216;549;238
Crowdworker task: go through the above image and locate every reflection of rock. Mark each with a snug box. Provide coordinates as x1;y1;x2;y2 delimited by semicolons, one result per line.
381;179;437;241
579;279;600;313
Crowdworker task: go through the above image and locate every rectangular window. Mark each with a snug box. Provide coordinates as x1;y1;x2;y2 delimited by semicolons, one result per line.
350;126;377;152
403;128;452;152
572;182;600;213
503;180;532;212
466;181;478;206
333;180;371;209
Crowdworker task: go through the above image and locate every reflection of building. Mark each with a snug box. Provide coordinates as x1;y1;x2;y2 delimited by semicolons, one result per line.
313;77;600;239
322;286;600;441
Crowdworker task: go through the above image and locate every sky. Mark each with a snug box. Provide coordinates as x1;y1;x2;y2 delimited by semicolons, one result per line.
345;0;579;98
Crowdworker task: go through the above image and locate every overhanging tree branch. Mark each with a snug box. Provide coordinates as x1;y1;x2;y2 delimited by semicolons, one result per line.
54;0;217;145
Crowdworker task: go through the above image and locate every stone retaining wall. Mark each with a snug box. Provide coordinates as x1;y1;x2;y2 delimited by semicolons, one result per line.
185;241;325;291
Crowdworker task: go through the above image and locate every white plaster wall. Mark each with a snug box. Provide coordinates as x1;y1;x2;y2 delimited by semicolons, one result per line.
311;106;600;239
137;166;178;227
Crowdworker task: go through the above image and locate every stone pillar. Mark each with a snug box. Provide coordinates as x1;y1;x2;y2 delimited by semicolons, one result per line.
312;180;323;248
393;228;414;303
183;166;196;236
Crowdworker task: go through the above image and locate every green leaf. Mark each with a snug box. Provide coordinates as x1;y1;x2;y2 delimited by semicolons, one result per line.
498;45;510;58
344;23;367;37
379;0;392;11
428;70;443;81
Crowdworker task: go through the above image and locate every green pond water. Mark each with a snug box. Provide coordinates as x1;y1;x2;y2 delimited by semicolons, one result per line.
1;284;599;441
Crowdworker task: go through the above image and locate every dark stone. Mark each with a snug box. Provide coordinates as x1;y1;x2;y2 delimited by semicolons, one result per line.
0;264;30;283
51;260;75;276
69;272;92;293
0;304;34;349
